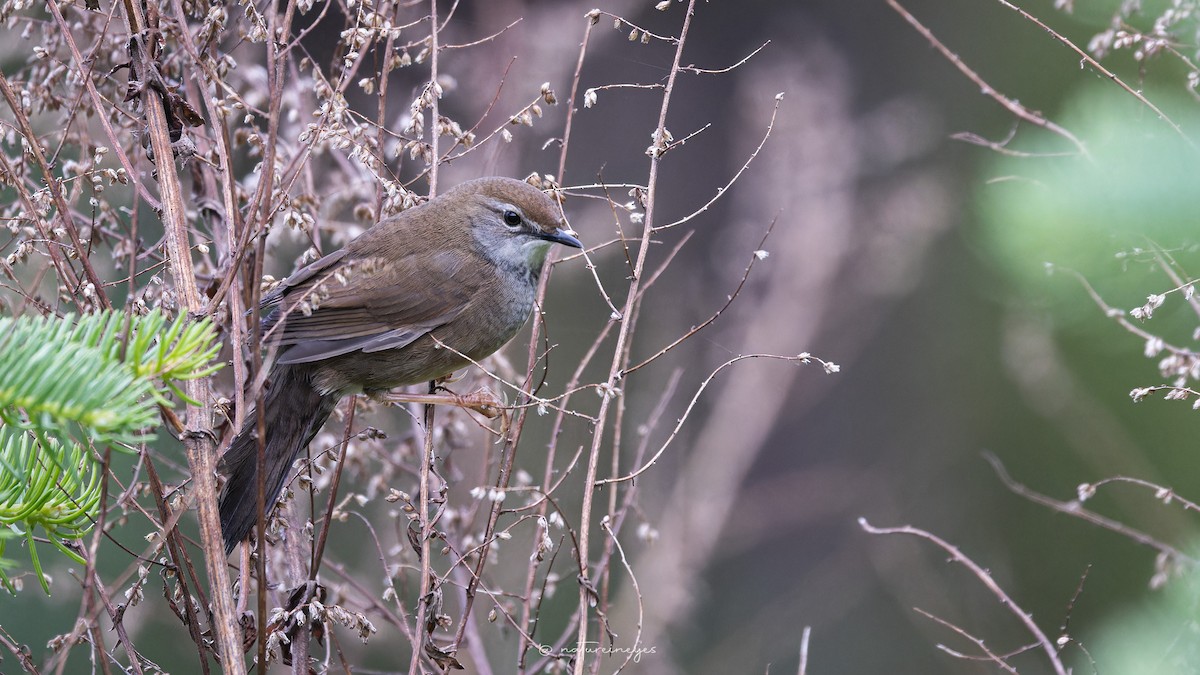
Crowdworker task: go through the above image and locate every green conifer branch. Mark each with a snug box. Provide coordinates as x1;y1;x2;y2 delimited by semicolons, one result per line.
0;309;222;593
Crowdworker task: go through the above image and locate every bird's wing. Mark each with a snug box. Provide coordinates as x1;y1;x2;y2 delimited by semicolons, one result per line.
261;246;478;365
259;247;351;310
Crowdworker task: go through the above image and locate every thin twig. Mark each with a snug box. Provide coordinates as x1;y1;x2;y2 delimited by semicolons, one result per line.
984;452;1192;561
408;384;437;675
884;0;1090;157
427;0;440;196
0;624;39;674
624;218;775;375
0;63;109;311
310;396;358;575
859;518;1069;675
912;607;1022;673
599;352;834;486
557;14;595;184
681;41;770;74
991;0;1193;147
572;4;699;668
600;519;644;674
45;0;162;211
655;93;784;231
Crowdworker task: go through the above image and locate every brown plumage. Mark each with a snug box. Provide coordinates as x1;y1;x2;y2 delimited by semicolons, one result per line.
218;177;581;553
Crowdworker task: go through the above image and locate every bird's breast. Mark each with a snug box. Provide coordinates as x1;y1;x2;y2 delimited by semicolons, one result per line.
464;267;539;357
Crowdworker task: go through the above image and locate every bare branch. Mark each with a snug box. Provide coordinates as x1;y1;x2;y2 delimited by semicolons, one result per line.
859;518;1070;675
885;0;1089;157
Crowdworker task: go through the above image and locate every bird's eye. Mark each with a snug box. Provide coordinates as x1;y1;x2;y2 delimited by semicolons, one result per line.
503;210;523;227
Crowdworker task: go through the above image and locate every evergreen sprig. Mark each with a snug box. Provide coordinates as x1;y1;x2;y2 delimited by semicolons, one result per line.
0;309;222;593
0;309;222;446
0;315;158;446
0;428;100;594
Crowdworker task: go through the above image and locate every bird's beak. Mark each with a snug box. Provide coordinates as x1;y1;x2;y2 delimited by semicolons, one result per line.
541;227;583;249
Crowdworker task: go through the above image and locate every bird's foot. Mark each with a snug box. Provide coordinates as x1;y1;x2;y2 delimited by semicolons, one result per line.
448;387;505;418
380;387;506;418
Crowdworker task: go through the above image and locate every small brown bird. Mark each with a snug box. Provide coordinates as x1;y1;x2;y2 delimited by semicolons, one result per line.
218;176;581;553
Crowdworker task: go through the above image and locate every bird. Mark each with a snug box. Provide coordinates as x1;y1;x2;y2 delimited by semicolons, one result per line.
218;176;581;554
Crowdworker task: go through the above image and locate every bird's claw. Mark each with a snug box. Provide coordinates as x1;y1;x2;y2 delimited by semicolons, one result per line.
451;388;505;418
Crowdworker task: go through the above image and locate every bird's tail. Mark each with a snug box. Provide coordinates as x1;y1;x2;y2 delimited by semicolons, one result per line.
218;366;338;554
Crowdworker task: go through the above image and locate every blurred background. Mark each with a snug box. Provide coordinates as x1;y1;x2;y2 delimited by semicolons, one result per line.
5;0;1200;673
537;1;1200;673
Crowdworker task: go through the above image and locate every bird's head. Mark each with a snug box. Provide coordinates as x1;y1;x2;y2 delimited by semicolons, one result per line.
456;177;582;270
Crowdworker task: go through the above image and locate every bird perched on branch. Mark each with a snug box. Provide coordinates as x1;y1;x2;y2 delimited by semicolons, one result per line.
218;176;581;553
